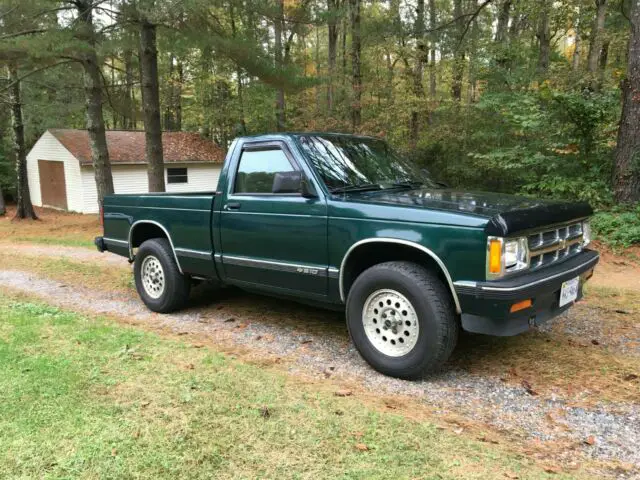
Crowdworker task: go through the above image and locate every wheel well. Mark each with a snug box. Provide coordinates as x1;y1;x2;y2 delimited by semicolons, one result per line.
130;223;168;249
341;242;458;310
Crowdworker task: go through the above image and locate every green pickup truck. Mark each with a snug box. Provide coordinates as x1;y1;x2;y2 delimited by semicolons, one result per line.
96;133;599;379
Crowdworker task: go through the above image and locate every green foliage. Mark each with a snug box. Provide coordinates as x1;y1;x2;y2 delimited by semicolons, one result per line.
592;205;640;248
408;86;619;208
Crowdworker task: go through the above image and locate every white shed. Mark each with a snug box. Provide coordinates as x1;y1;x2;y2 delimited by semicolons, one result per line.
27;129;225;214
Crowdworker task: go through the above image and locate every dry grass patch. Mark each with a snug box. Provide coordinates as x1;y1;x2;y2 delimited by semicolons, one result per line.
0;205;99;247
452;327;640;404
0;251;133;295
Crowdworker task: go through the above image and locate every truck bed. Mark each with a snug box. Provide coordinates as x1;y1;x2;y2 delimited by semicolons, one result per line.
102;192;217;278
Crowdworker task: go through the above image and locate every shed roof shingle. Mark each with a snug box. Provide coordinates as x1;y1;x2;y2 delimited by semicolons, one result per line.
48;129;225;165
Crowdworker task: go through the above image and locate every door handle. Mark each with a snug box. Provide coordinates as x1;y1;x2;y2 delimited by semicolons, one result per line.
224;202;241;210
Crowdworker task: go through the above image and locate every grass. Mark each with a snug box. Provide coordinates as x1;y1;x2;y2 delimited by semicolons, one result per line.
0;293;582;480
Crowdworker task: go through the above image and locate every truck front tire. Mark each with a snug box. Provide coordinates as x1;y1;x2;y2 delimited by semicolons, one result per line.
134;238;191;313
346;261;458;379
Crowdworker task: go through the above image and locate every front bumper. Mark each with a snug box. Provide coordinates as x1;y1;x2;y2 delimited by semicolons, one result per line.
454;249;599;336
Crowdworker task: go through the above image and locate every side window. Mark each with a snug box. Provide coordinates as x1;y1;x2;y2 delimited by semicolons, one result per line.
234;148;295;194
167;167;188;184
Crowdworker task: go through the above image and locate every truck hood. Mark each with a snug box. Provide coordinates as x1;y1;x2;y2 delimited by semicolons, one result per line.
341;188;593;236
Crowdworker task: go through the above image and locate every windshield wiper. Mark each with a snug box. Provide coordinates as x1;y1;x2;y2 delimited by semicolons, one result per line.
329;183;382;194
388;180;424;189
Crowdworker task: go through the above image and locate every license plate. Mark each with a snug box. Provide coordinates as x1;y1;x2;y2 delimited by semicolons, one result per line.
559;277;580;307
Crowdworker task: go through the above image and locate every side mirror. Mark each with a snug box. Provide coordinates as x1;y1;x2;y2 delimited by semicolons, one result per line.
272;171;317;198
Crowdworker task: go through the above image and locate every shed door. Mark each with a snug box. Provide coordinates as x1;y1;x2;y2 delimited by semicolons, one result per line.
38;160;68;209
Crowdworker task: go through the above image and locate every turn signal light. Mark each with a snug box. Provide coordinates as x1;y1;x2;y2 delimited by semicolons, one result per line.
510;299;532;313
489;239;502;274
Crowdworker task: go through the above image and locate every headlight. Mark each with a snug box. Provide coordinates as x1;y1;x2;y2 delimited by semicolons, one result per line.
487;237;529;279
582;220;591;247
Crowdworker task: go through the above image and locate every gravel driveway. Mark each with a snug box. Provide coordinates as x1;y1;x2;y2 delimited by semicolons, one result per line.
0;243;639;477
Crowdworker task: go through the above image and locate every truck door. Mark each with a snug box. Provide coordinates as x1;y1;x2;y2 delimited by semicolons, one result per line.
219;140;328;298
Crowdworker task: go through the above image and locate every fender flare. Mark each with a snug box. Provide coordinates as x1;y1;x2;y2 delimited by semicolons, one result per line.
338;238;462;314
128;220;183;274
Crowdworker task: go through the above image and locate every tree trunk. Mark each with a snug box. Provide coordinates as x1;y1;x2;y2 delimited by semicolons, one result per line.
0;184;5;216
274;0;286;131
612;0;640;203
139;18;165;192
123;48;136;129
7;64;37;220
536;2;551;76
572;19;582;71
494;0;512;43
587;0;607;74
327;0;339;112
164;53;175;130
340;18;348;80
409;0;426;147
451;0;464;101
598;40;610;84
176;60;183;131
229;3;246;134
428;0;436;118
467;19;479;103
350;0;362;130
76;0;114;210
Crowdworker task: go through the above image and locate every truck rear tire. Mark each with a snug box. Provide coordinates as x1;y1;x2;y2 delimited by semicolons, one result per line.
134;238;191;313
346;261;458;379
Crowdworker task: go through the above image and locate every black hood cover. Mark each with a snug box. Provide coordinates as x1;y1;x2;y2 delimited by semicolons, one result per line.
484;201;593;237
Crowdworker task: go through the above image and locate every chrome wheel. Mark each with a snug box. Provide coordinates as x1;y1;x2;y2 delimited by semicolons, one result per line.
141;255;165;299
362;289;419;357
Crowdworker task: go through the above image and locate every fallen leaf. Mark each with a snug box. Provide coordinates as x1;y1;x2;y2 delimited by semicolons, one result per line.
184;363;194;370
584;435;596;446
141;401;150;407
256;335;263;341
616;463;634;472
177;331;189;336
334;410;344;416
260;406;271;419
224;317;236;323
544;465;562;474
615;309;629;314
354;443;369;451
335;389;353;397
591;339;600;345
453;427;464;435
301;339;313;344
235;323;247;329
522;380;538;396
323;369;333;378
132;430;140;439
623;374;638;381
193;343;205;348
111;448;117;457
504;472;519;479
478;435;499;444
352;431;364;439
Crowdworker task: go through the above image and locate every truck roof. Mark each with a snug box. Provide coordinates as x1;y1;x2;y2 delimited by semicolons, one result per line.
235;132;383;142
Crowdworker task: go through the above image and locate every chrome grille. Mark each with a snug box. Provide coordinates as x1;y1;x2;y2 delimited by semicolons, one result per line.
528;222;584;270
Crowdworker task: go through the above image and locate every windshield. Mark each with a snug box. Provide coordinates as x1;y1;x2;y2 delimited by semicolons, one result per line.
295;134;435;192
